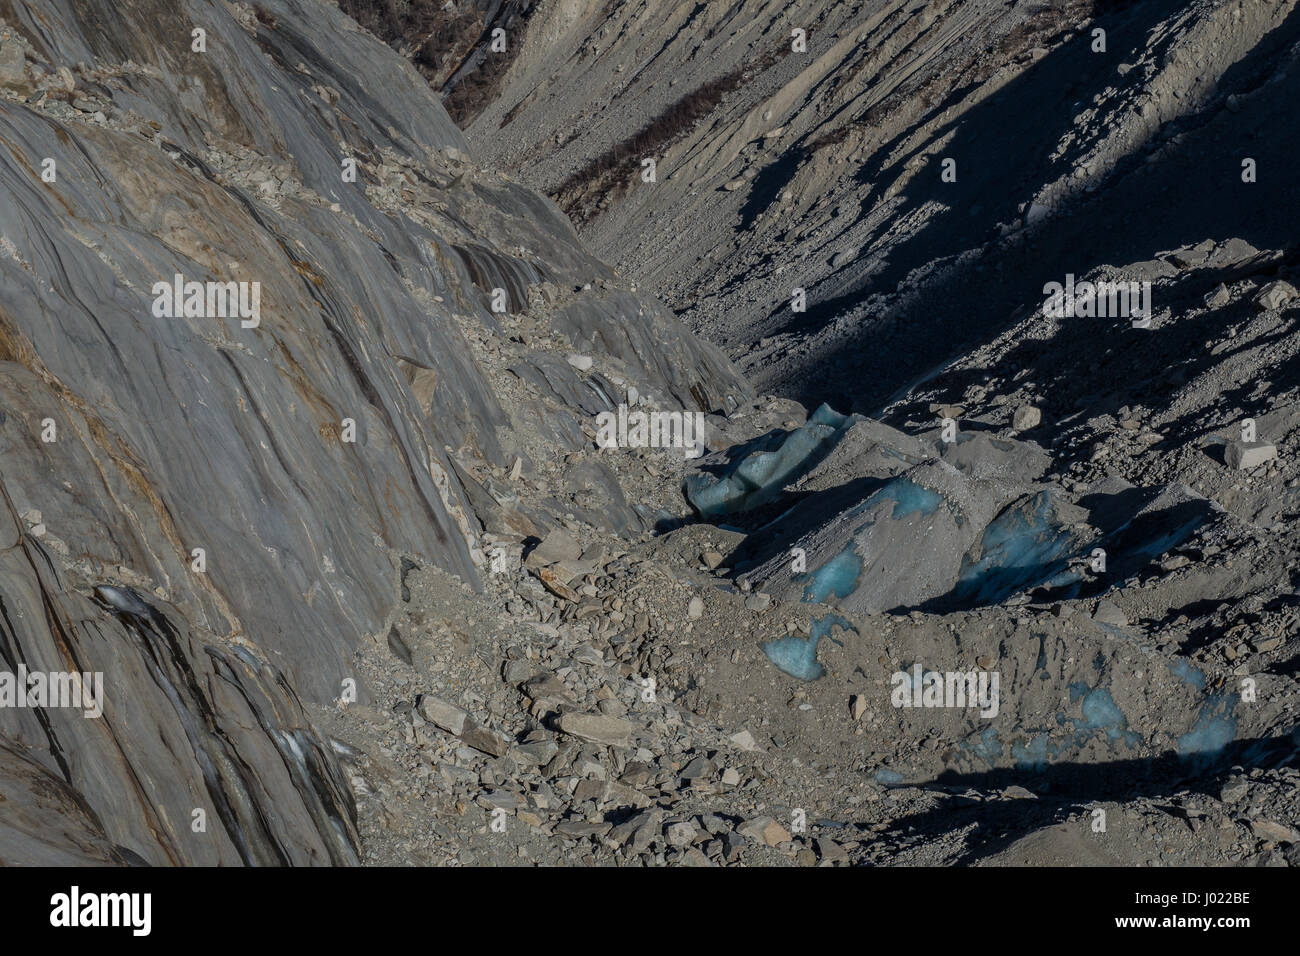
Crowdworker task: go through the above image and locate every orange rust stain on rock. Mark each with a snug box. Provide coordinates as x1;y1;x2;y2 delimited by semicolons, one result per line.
273;340;337;417
291;258;326;287
0;132;77;217
0;305;38;368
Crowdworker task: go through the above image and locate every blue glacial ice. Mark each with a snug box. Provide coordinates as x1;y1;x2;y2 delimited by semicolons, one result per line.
1177;693;1238;760
965;726;1004;764
783;473;1202;620
874;768;906;787
993;665;1237;772
760;477;948;679
1005;684;1142;770
1011;735;1055;771
799;547;863;603
948;654;1246;775
761;544;861;680
1167;658;1206;690
1068;683;1141;747
761;614;852;681
684;404;859;516
950;486;1207;608
1166;659;1238;761
694;404;1210;611
952;491;1084;606
845;475;944;522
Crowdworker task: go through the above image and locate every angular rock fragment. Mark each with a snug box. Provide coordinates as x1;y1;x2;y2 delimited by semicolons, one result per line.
1225;441;1277;470
608;809;661;853
418;696;470;736
555;712;636;747
665;821;697;846
530;528;584;565
1204;283;1231;308
0;38;27;91
738;816;791;846
1012;405;1041;432
532;566;581;602
1254;281;1296;311
387;626;413;666
1092;600;1128;627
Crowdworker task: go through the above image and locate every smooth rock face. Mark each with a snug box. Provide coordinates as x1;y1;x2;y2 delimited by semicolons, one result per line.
0;495;359;865
0;0;743;864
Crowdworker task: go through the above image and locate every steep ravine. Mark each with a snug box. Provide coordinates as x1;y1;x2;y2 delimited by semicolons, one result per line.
2;0;1298;870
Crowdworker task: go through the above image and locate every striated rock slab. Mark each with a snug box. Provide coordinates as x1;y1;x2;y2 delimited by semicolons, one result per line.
0;0;745;863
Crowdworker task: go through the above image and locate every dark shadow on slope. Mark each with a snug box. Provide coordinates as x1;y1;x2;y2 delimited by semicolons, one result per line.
771;2;1300;414
721;475;892;566
881;248;1300;478
767;0;1188;342
337;0;538;126
913;484;1215;613
739;146;806;233
885;728;1300;864
738;0;1149;236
